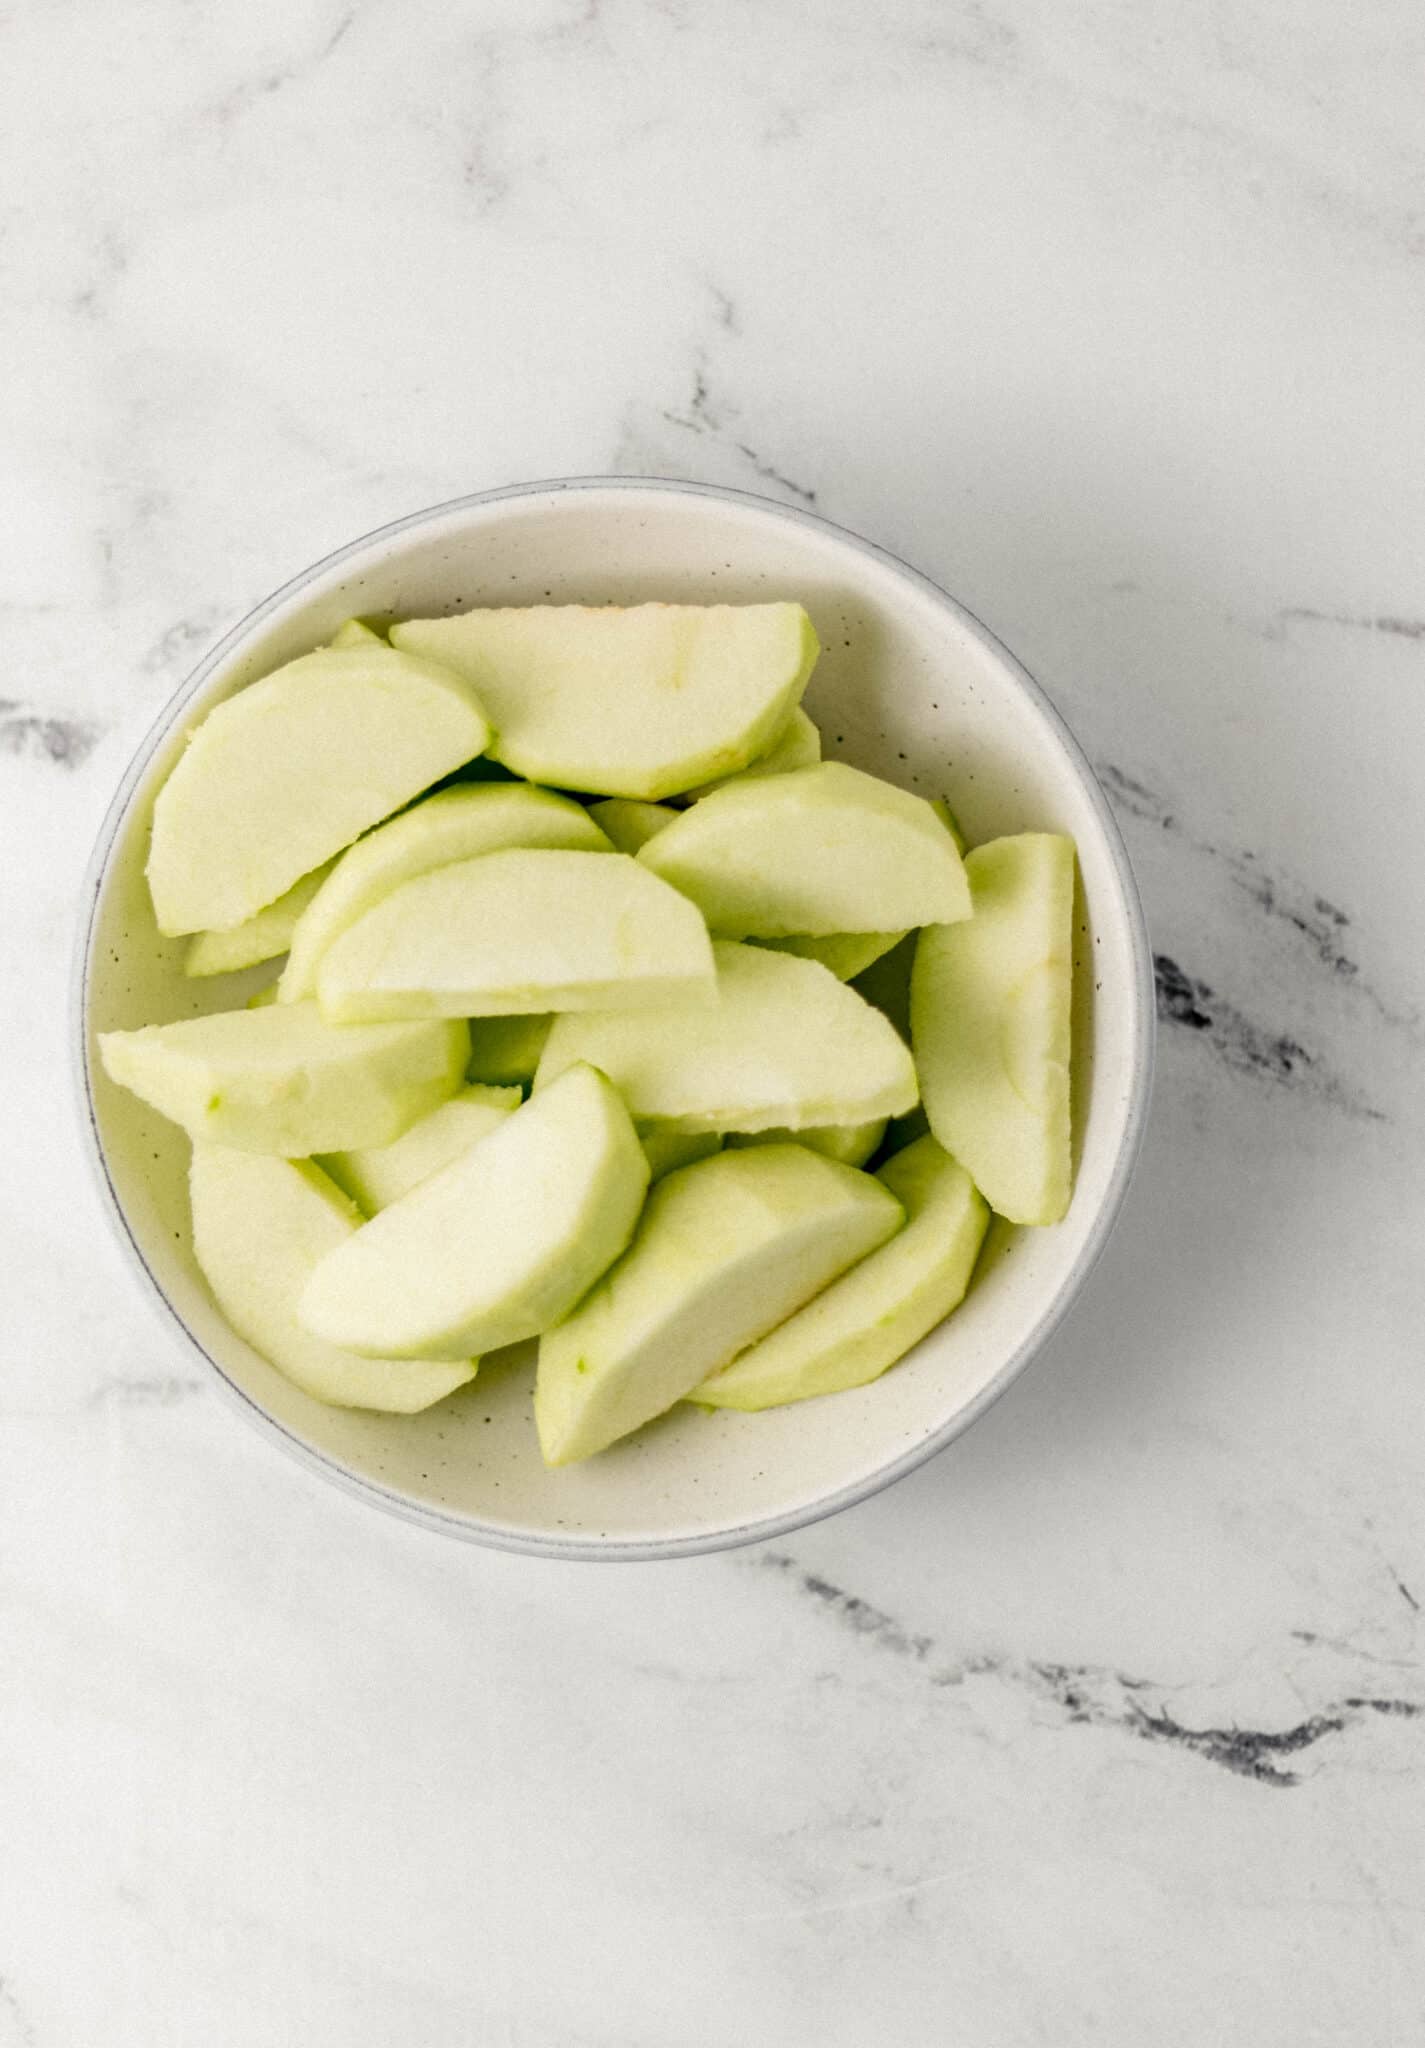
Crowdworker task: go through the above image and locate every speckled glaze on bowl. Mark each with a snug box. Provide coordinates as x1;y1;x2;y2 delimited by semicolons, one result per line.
74;478;1154;1560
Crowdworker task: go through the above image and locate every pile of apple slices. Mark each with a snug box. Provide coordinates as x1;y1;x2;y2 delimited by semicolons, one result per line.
101;602;1076;1465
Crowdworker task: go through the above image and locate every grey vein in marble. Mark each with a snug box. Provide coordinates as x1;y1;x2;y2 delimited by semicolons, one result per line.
0;701;100;769
0;1976;38;2048
202;8;355;129
1096;757;1415;1112
761;1553;1423;1789
1278;608;1425;643
708;283;742;335
1150;952;1382;1119
1097;761;1361;984
910;2;1020;68
88;1375;207;1409
762;1552;933;1660
69;224;129;322
141;606;229;677
659;345;819;505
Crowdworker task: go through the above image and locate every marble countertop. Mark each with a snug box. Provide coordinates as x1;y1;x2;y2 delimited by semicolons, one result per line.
4;3;1424;2041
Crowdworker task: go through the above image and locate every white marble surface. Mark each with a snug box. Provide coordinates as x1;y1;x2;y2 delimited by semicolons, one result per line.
4;2;1424;2041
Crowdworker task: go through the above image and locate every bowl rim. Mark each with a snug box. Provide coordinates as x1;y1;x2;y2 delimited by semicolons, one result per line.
73;474;1155;1562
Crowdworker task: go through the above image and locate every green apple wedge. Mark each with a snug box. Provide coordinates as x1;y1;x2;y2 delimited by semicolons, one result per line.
327;617;385;648
728;1117;885;1168
190;1146;475;1412
280;783;613;1002
692;1136;988;1410
756;931;906;982
535;1144;904;1464
911;832;1075;1225
586;798;679;854
682;706;821;801
931;798;966;852
466;1014;551;1086
638;763;971;937
184;859;338;978
638;1126;722;1180
321;1082;522;1212
147;643;492;935
391;602;818;800
745;796;965;982
315;850;716;1023
535;941;918;1135
299;1063;649;1362
756;804;964;986
99;1002;467;1155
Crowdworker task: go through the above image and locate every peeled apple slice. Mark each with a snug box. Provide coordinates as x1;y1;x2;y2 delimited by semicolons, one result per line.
299;1064;649;1362
638;1126;722;1180
147;644;491;935
757;931;906;982
321;1083;521;1213
587;799;678;854
327;617;385;648
190;1147;475;1412
280;783;612;1002
466;1014;551;1086
98;1002;467;1155
728;1118;885;1168
693;1136;988;1409
932;798;966;852
316;850;715;1023
683;706;821;800
391;603;818;800
535;941;918;1135
747;798;965;983
639;763;971;937
535;1144;904;1463
748;797;966;984
184;860;337;978
911;832;1075;1225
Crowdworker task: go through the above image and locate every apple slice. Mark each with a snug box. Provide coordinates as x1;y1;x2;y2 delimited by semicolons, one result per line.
184;859;338;978
280;783;612;1002
299;1064;649;1361
327;617;385;648
390;603;818;800
466;1014;551;1086
638;1125;722;1180
693;1136;988;1409
756;931;905;982
683;706;821;800
190;1147;475;1412
728;1118;885;1168
315;850;716;1023
639;763;971;937
536;940;917;1134
147;643;491;935
746;794;965;984
587;798;678;854
535;1144;904;1463
911;832;1075;1225
98;1002;467;1154
321;1082;521;1212
747;780;969;984
931;797;966;852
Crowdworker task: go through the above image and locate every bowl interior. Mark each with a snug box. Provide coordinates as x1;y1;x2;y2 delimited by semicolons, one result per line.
81;483;1149;1556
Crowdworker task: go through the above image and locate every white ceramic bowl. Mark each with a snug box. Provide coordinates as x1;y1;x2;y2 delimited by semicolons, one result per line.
75;479;1153;1559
